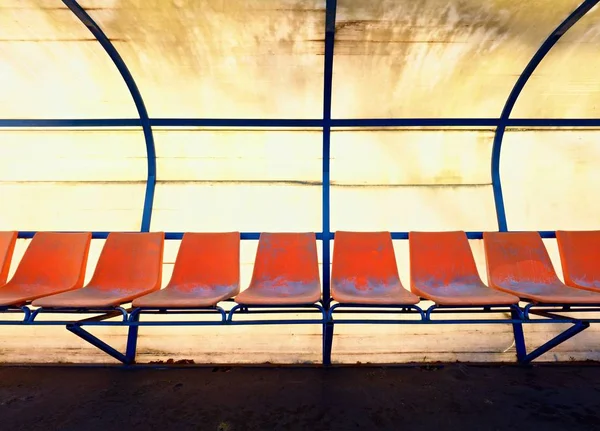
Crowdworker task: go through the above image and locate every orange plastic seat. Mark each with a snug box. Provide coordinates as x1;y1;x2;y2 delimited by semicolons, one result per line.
33;232;164;308
133;232;240;308
234;233;321;305
331;231;418;305
0;231;17;285
484;232;600;304
0;232;91;307
556;230;600;293
409;231;518;306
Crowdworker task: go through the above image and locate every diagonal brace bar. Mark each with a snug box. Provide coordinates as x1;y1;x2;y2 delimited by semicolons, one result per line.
519;320;590;364
66;323;131;365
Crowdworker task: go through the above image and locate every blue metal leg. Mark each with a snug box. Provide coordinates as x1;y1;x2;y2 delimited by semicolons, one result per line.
66;323;128;364
323;321;334;366
216;306;227;322
510;307;527;362
519;321;590;364
227;304;243;322
425;304;437;321
125;309;141;365
19;306;31;322
29;308;42;322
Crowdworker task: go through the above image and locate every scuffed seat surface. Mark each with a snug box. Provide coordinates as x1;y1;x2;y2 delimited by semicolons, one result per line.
235;233;321;305
33;232;164;308
331;231;418;305
484;232;600;304
410;231;518;306
133;232;240;308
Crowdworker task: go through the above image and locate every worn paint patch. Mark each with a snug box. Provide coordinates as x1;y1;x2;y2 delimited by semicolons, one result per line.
169;283;239;296
416;275;482;291
334;276;401;294
255;278;320;296
570;278;600;290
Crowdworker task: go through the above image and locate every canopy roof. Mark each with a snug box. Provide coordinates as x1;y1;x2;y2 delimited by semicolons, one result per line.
0;0;598;120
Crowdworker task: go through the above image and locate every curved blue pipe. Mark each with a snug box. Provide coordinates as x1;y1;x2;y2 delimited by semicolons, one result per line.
491;0;599;232
62;0;156;232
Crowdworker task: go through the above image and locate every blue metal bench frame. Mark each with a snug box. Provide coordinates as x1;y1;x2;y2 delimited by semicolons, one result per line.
325;301;597;366
0;292;595;366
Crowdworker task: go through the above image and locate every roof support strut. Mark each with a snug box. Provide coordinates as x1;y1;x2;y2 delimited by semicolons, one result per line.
491;0;599;232
63;0;156;232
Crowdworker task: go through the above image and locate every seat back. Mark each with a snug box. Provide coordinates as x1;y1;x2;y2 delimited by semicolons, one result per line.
10;232;91;292
556;230;600;289
0;232;17;285
332;231;402;290
88;232;164;292
409;231;483;289
167;232;240;293
249;233;320;289
483;232;561;287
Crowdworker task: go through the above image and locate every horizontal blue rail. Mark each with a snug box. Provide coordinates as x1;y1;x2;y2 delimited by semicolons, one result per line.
16;231;558;240
1;118;600;128
331;118;600;128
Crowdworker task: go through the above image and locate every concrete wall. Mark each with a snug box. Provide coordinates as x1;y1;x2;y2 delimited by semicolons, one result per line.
1;128;600;365
0;0;599;364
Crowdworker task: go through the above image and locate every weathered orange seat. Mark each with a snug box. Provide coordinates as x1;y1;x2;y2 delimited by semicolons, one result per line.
409;231;518;306
331;231;418;305
33;232;164;308
484;232;600;304
234;233;321;305
556;230;600;294
133;232;240;308
0;231;17;286
0;232;91;307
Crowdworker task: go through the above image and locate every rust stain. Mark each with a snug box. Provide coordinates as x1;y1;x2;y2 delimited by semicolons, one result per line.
335;19;380;31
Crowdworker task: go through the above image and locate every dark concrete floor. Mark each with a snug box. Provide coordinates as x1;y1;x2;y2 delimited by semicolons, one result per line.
0;364;599;431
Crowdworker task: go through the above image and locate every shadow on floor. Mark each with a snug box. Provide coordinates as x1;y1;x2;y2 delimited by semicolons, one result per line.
0;364;599;431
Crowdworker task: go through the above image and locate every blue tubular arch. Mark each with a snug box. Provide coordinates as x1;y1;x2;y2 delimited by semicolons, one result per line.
63;0;156;232
491;0;600;232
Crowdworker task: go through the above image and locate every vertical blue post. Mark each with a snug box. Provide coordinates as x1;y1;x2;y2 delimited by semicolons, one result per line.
322;0;337;308
510;308;526;362
322;0;337;366
490;0;599;232
62;0;156;232
125;310;141;365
